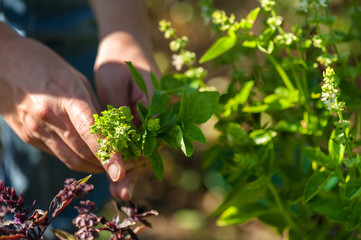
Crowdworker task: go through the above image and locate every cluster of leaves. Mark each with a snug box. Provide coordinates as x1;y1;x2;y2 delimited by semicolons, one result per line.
0;175;93;240
182;0;361;239
91;60;219;181
0;176;158;240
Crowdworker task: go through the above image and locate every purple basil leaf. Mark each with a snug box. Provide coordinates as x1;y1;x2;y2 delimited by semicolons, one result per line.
0;221;24;239
29;209;48;226
115;217;135;229
49;175;92;219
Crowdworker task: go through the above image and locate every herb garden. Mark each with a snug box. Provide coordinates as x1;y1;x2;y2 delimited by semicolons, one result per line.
1;0;361;239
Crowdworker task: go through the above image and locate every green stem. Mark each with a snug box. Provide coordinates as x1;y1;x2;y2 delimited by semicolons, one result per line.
356;109;361;140
266;54;295;92
336;99;352;156
270;9;313;117
268;182;302;235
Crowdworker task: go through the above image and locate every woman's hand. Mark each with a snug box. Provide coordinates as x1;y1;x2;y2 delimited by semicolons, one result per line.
0;23;125;182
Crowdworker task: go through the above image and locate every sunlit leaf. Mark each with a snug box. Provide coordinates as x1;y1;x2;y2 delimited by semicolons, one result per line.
217;202;271;226
329;127;347;164
239;7;260;30
303;172;330;203
199;34;237;63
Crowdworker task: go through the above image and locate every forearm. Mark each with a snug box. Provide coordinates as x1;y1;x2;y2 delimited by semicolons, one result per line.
88;0;150;43
89;0;158;72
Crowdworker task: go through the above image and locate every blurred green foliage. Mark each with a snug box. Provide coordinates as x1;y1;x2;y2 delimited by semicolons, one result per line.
146;0;361;239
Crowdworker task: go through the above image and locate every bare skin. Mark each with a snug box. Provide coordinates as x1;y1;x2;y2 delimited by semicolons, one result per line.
0;0;159;200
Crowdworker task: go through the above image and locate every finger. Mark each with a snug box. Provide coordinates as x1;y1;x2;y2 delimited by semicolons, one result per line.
52;116;103;168
65;98;126;181
29;98;103;168
109;165;144;200
42;131;104;173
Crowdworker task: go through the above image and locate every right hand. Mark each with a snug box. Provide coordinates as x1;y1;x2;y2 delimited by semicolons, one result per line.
0;25;125;182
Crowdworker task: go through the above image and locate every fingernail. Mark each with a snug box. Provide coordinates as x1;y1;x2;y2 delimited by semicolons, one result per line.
108;163;121;182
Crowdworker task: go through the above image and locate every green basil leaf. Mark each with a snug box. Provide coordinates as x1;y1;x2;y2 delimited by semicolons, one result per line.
217;202;269;226
142;131;157;157
137;101;148;123
310;199;348;223
158;133;179;149
303;147;335;169
178;91;219;124
329;127;346;164
199;35;237;63
239;7;260;30
158;103;179;132
150;70;160;89
223;80;254;117
126;61;149;102
345;178;361;200
303;171;330;203
183;124;206;144
148;89;169;117
149;150;164;181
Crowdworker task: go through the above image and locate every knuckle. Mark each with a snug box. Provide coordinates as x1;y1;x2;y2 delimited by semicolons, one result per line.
35;102;54;121
76;115;93;137
26;118;43;134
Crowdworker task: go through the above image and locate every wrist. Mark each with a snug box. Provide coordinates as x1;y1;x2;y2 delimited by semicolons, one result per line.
89;0;148;40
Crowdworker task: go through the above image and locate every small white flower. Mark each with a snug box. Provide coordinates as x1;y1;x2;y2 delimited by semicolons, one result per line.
321;92;329;102
320;67;343;112
172;54;183;71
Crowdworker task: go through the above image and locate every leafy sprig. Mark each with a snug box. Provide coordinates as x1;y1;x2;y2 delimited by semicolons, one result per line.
91;61;219;181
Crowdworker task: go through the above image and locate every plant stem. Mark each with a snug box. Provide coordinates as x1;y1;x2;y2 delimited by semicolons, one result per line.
266;54;295;92
268;182;303;236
